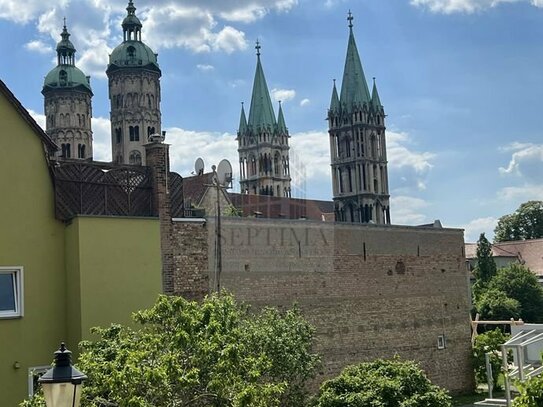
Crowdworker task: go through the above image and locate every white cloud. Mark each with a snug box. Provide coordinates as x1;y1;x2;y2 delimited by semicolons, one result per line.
197;64;215;72
387;131;435;173
498;184;543;201
92;117;112;162
499;142;543;176
390;195;430;225
300;98;310;107
25;40;53;55
271;88;296;102
290;130;330;181
3;0;296;84
28;109;46;130
462;217;498;243
410;0;543;14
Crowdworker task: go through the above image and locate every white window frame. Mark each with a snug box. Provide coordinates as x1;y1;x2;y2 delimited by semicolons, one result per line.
437;334;447;350
28;366;50;397
0;266;24;318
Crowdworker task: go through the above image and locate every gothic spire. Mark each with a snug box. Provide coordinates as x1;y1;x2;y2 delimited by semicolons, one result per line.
247;41;277;129
238;102;247;134
277;101;287;133
330;79;340;112
372;77;382;108
339;11;371;109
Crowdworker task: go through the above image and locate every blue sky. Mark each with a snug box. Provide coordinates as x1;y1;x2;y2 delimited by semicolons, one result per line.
1;0;542;241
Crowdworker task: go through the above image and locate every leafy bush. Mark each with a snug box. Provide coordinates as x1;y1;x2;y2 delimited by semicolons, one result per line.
313;357;451;407
22;294;320;407
513;375;543;407
472;329;509;390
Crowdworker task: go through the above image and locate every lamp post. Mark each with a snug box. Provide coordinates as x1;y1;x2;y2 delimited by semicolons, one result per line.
38;343;87;407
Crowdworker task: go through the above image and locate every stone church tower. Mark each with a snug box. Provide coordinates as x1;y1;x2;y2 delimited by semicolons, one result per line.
42;22;93;160
107;0;161;165
237;42;291;197
328;13;391;224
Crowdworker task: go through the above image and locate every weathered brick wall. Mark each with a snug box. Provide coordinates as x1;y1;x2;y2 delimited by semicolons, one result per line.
171;217;474;393
171;219;209;300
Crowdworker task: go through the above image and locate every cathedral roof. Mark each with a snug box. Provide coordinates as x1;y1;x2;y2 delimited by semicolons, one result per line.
238;103;247;135
339;12;371;110
43;22;92;94
371;77;382;108
247;41;277;130
109;41;159;71
107;1;160;73
43;65;92;93
329;79;340;112
277;101;287;133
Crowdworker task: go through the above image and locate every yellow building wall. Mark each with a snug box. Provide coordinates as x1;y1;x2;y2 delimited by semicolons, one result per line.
0;90;67;406
65;216;162;346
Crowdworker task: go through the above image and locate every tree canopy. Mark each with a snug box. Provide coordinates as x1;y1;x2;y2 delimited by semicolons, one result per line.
23;294;320;407
487;264;543;323
313;357;451;407
494;201;543;242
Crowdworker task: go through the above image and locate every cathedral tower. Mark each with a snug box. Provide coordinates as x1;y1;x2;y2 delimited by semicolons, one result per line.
328;13;391;224
237;42;292;197
107;0;161;165
42;21;93;160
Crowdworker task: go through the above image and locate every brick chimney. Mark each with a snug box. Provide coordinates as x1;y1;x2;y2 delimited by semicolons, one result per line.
144;136;174;295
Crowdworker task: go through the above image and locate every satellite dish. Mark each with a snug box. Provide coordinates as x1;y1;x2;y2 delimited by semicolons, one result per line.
217;159;233;188
195;157;205;176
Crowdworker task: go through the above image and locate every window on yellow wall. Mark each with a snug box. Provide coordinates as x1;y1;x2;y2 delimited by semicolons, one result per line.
0;267;23;318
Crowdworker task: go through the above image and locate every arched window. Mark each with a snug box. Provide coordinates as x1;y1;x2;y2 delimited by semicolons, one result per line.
78;144;86;159
115;128;122;144
129;150;142;165
127;46;136;59
274;153;280;175
129;126;140;142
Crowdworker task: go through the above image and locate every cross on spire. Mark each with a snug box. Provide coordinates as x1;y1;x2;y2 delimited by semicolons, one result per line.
347;10;354;29
255;40;261;57
63;17;67;29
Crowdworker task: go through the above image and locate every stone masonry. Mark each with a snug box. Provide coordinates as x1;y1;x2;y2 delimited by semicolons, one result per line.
167;217;474;393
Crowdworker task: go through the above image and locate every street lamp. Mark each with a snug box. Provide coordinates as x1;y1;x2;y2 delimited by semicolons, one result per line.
38;343;87;407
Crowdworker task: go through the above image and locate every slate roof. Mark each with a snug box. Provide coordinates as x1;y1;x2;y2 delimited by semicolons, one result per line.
465;238;543;276
182;172;214;206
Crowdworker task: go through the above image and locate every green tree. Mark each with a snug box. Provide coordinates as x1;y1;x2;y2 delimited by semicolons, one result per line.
472;233;497;303
494;201;543;242
488;264;543;323
313;357;452;407
22;294;320;407
476;288;521;321
472;329;509;390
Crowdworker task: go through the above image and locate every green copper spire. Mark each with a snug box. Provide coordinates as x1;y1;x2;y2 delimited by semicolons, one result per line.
247;41;277;129
277;101;287;133
56;19;76;66
238;102;247;134
340;11;371;109
371;77;382;108
330;79;340;112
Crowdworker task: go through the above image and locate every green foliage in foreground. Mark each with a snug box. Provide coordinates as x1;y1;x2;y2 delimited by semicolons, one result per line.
313;357;452;407
472;329;509;390
513;375;543;407
22;294;320;407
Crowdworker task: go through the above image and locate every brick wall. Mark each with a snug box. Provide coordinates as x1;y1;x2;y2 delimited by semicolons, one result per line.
169;217;474;393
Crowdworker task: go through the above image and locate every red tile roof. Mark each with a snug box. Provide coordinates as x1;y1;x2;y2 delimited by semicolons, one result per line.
465;239;543;276
229;193;334;221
